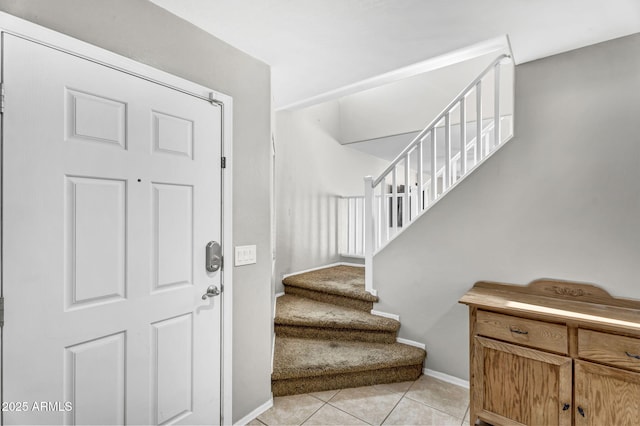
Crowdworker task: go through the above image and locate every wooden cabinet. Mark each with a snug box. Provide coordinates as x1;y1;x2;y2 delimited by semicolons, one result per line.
460;279;640;426
574;360;640;425
474;336;572;425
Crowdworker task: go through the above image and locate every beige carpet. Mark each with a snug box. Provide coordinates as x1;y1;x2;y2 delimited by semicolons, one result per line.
275;294;399;343
273;337;426;380
283;265;377;312
273;265;427;396
272;337;425;396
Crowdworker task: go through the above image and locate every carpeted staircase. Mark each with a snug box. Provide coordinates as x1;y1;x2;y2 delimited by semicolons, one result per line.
272;265;427;396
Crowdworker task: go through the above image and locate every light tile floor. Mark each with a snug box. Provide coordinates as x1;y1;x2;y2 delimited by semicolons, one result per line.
248;375;471;426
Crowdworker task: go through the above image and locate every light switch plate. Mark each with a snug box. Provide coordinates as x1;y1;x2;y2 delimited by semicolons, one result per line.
235;245;257;266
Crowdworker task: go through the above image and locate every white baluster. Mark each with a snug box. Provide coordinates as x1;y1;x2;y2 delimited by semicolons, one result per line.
392;166;398;235
380;182;388;245
357;197;362;254
460;98;467;176
444;113;451;190
417;141;424;213
404;153;410;224
364;176;374;294
430;130;437;202
347;197;356;253
494;62;501;149
476;81;482;161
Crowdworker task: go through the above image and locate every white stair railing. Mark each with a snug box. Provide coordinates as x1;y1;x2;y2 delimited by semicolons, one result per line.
339;195;365;257
359;54;513;293
340;120;501;258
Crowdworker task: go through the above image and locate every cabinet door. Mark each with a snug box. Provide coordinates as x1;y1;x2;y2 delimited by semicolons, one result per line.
473;336;572;426
575;360;640;425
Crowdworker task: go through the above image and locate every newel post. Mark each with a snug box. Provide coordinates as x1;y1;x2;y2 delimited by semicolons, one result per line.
364;176;375;295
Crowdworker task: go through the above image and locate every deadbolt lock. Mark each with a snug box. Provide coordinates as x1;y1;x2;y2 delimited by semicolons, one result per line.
206;241;222;272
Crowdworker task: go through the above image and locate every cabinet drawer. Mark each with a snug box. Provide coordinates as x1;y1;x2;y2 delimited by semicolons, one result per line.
578;329;640;373
476;311;568;354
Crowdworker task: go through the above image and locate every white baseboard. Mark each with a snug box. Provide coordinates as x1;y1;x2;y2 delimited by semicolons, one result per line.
282;263;342;279
371;310;400;322
234;397;273;426
396;337;426;350
423;368;470;389
275;292;285;298
339;261;364;268
270;333;275;374
339;253;365;259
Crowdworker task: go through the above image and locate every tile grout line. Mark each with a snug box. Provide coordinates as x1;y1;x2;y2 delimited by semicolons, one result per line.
326;383;415;426
299;393;332;426
379;381;415;425
402;393;466;422
324;390;375;425
379;394;406;425
299;401;326;426
324;402;375;425
461;404;470;426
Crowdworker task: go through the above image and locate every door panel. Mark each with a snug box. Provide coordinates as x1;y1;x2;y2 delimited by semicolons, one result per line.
151;314;194;425
64;332;126;425
2;34;221;425
66;176;127;308
575;360;640;426
152;183;195;291
473;336;572;426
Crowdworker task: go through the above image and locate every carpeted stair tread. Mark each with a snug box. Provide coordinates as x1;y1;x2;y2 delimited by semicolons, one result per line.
272;364;423;397
273;264;427;396
272;336;426;381
275;294;399;332
284;286;374;312
283;265;376;303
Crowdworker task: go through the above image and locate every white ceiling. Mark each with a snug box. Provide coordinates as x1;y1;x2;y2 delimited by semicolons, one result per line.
150;0;640;109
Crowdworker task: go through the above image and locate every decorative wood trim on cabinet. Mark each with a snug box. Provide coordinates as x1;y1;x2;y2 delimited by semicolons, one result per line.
460;279;640;426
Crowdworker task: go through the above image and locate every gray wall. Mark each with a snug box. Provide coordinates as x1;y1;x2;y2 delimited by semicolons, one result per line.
0;1;272;421
373;33;640;380
275;101;387;293
339;50;513;144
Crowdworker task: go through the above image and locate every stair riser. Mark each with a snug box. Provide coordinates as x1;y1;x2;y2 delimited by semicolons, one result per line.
272;365;423;397
284;286;373;312
275;325;396;344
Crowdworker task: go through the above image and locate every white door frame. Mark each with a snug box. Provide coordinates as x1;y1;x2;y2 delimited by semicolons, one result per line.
0;12;234;425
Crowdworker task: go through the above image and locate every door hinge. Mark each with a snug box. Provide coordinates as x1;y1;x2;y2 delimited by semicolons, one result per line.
0;296;4;327
221;157;227;169
1;82;5;114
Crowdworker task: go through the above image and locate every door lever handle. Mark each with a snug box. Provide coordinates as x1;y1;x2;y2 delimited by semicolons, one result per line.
201;285;220;300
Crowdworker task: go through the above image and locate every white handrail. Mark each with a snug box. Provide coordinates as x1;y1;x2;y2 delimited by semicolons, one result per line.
361;54;513;294
373;54;510;187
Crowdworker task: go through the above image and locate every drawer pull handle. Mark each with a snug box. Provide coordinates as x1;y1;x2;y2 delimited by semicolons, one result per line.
509;327;529;335
625;351;640;360
578;406;585;417
562;403;570;411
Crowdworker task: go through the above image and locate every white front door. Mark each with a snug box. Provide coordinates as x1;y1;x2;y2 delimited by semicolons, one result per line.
2;33;222;425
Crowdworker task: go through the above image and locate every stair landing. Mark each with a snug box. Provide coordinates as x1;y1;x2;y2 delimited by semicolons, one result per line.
283;265;377;312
